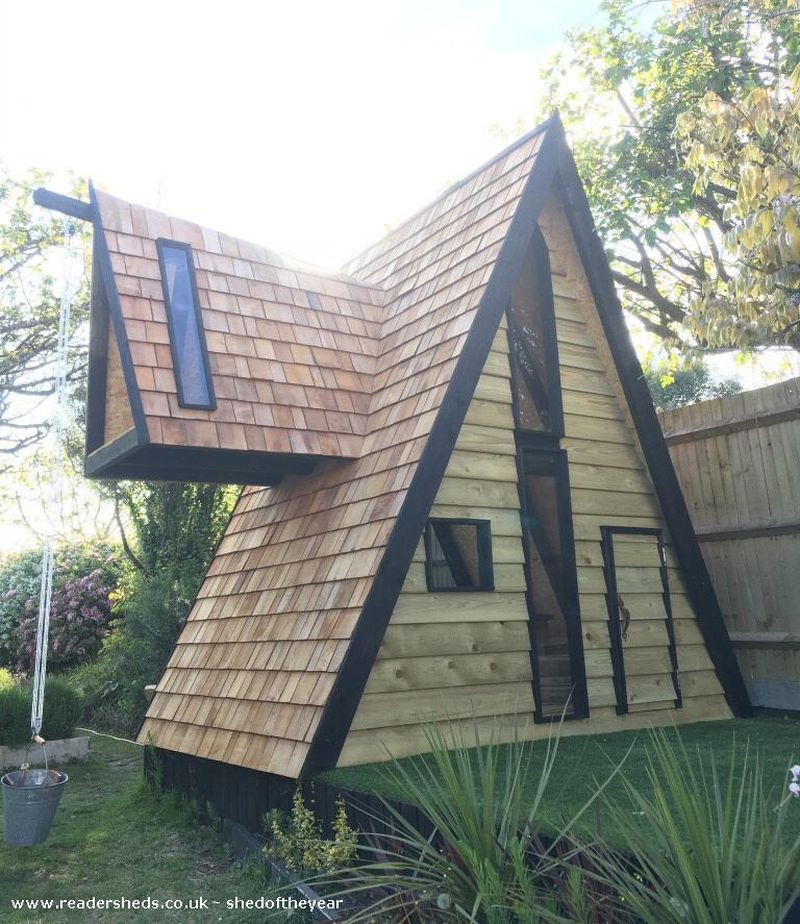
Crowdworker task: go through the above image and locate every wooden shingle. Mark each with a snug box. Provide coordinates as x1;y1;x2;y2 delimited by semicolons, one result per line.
136;125;549;775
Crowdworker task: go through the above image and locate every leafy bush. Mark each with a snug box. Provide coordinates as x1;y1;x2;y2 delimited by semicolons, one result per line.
265;789;357;874
0;685;29;746
0;667;14;691
0;542;123;668
68;631;152;737
15;569;113;673
643;356;741;410
0;675;83;746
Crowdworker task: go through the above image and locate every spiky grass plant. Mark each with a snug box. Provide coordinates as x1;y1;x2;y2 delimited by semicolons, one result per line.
586;729;800;924
316;719;621;923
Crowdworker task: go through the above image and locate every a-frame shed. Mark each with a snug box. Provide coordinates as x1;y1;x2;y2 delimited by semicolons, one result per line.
37;115;750;788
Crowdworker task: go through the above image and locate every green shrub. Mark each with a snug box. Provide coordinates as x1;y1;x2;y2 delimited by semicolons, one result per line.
0;667;14;691
0;684;30;746
68;631;152;737
0;675;84;746
265;789;357;874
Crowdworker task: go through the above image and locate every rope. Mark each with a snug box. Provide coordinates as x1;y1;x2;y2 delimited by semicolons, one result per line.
30;224;76;738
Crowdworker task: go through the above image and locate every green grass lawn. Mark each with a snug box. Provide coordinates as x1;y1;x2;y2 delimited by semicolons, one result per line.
322;712;800;848
1;733;308;923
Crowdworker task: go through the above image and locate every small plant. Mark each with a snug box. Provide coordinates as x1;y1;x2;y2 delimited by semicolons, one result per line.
265;788;357;875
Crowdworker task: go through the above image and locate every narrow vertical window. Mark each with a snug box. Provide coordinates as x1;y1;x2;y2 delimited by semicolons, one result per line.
506;227;563;437
156;239;215;409
519;448;587;719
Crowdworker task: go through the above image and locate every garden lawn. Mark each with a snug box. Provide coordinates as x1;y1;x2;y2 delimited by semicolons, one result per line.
321;712;800;849
0;733;307;923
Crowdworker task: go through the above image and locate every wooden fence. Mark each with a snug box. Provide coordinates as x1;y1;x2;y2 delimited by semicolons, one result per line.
659;377;800;709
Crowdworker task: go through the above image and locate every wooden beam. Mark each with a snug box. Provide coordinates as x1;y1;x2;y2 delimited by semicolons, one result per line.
729;632;800;649
695;518;800;542
662;407;800;445
33;188;93;222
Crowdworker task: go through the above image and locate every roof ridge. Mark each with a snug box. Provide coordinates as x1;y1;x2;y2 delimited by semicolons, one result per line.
341;114;557;276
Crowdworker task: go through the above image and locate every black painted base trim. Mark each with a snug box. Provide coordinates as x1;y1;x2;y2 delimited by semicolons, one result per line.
85;440;321;485
145;747;433;842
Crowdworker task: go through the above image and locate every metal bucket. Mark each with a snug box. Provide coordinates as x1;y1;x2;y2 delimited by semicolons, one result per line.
2;768;68;847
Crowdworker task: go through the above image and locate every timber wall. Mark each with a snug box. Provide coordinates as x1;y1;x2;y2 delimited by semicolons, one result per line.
338;194;729;767
660;378;800;709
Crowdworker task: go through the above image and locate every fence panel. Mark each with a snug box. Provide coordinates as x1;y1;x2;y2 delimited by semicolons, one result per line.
660;378;800;709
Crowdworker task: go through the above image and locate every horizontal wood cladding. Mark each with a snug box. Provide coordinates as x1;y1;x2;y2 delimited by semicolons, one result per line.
338;188;732;769
538;191;729;722
341;347;536;758
336;696;731;766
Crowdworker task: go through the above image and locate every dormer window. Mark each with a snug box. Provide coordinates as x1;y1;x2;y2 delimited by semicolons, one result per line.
156;239;215;410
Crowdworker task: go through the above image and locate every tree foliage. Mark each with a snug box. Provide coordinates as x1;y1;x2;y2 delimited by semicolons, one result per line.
539;0;800;351
678;0;800;349
643;355;742;409
0;169;90;462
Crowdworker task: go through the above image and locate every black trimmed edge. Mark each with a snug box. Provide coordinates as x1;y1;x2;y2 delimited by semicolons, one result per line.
85;237;111;454
85;440;318;484
88;182;150;447
553;136;751;717
300;118;564;777
423;518;495;592
155;238;218;411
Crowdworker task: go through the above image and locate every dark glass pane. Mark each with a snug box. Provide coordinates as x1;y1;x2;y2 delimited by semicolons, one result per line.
521;452;580;718
159;243;213;408
507;245;557;433
426;521;491;591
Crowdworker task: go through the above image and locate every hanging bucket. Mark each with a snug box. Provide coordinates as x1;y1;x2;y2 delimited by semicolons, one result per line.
2;768;68;846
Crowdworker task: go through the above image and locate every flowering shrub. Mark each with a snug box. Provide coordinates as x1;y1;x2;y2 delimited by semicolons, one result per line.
15;569;113;673
0;542;123;667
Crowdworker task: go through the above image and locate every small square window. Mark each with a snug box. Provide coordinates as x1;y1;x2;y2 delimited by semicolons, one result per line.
423;519;494;592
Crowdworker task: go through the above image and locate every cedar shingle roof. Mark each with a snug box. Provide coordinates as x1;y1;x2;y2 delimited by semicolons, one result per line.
136;122;550;776
95;190;383;458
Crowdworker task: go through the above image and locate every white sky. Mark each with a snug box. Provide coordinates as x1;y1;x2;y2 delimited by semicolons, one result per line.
4;0;796;553
0;0;613;267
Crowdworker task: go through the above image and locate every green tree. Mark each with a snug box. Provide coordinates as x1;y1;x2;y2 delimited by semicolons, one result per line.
677;1;800;350
115;481;239;665
0;169;90;464
538;0;800;351
643;355;742;409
